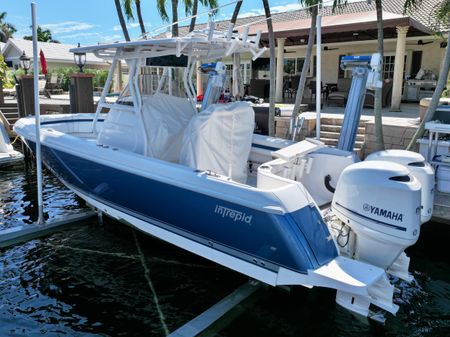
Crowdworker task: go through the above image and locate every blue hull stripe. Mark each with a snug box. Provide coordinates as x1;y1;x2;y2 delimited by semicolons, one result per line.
335;202;407;232
251;143;280;151
41;119;104;126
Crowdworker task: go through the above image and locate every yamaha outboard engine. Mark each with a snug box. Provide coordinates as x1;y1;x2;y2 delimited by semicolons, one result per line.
365;150;434;224
331;161;421;277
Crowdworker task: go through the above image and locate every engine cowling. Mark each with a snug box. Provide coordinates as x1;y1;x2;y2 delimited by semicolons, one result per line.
331;160;421;270
365;149;434;224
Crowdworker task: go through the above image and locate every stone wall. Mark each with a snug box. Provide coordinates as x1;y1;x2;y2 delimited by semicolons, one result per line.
364;118;419;156
275;114;316;141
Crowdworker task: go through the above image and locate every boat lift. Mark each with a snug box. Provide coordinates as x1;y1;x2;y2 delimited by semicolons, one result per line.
337;54;382;152
0;3;96;248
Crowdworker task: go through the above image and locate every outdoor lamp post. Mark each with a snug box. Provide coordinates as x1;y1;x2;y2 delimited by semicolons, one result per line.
20;50;31;74
73;43;86;73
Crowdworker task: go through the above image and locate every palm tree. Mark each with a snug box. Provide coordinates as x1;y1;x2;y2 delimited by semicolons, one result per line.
290;0;347;138
262;0;276;136
188;0;218;33
372;0;385;151
406;0;450;150
23;26;60;43
229;1;243;99
230;0;243;25
0;12;17;43
157;0;193;37
123;0;146;35
114;0;131;41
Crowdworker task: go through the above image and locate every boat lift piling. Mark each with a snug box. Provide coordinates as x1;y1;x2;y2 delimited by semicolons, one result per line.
0;3;97;250
316;9;321;140
31;2;44;225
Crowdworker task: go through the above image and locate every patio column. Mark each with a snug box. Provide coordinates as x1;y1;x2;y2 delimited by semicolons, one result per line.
390;25;409;111
275;38;286;102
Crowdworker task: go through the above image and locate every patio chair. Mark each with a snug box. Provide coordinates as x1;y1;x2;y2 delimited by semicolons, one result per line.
327;78;352;106
38;75;51;98
46;73;63;95
249;79;270;100
308;80;327;101
364;80;393;108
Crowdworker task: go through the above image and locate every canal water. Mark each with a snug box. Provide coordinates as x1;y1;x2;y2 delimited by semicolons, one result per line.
1;162;449;337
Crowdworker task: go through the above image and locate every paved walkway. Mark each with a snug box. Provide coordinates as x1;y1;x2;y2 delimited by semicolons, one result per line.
273;102;420;119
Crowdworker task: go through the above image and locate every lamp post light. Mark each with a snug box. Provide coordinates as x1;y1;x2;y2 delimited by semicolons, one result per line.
73;43;86;73
20;50;31;74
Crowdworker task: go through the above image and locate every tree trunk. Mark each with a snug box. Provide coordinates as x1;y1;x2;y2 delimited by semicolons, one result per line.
291;6;317;128
171;0;179;37
135;0;146;35
263;0;276;137
407;24;450;150
374;0;385;151
114;0;131;41
231;0;243;24
189;0;198;32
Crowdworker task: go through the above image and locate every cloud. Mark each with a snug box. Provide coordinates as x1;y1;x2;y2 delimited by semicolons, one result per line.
40;21;96;34
270;4;303;13
99;34;123;42
58;32;102;40
236;3;302;19
113;22;152;31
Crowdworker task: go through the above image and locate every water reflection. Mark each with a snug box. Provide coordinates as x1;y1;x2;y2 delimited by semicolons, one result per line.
0;163;449;336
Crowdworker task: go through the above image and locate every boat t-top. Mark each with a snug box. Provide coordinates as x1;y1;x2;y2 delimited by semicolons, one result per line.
14;24;435;320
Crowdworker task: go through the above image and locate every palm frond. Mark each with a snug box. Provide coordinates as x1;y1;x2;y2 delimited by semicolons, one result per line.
403;0;422;14
182;0;194;15
122;0;134;20
156;0;169;21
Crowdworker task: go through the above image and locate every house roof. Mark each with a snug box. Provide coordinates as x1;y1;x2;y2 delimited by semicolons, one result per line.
168;0;445;40
239;10;432;42
1;39;108;65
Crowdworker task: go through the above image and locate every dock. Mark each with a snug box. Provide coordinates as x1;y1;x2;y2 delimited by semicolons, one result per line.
433;191;450;224
0;211;96;249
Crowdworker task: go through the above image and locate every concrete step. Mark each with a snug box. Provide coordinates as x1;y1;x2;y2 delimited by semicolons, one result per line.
320;137;364;148
0;103;19;108
320;131;365;142
321;124;365;134
321;117;368;127
1;111;19;117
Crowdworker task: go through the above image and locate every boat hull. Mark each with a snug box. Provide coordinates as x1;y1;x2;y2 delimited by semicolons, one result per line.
24;137;337;277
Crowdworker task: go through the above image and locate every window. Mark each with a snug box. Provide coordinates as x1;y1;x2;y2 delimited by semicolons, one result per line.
284;59;296;75
338;55;346;79
224;61;252;91
383;55;407;80
284;58;307;75
383;55;395;80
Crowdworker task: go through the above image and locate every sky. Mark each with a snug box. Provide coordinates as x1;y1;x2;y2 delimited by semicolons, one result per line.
0;0;316;46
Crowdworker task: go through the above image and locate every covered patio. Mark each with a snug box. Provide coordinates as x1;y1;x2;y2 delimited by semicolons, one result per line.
233;1;443;112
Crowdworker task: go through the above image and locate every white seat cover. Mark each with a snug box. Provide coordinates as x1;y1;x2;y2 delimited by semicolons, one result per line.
142;93;195;161
180;102;255;183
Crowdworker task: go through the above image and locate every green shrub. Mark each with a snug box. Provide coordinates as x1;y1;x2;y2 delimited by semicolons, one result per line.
47;67;110;91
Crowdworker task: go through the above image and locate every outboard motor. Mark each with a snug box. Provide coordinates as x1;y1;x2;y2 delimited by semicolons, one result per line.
331;161;421;272
365;150;434;224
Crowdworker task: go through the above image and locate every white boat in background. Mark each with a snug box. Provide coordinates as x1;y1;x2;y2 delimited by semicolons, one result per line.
14;26;435;320
0;120;23;167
